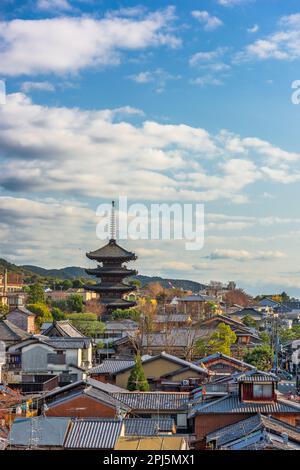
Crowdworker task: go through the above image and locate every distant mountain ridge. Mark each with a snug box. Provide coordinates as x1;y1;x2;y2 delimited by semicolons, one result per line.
0;259;206;292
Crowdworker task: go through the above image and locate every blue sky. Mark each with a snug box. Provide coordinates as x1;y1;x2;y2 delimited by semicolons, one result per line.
1;0;300;296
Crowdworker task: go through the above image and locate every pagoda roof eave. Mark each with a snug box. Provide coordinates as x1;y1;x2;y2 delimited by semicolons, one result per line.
85;268;138;276
84;284;135;293
86;239;137;261
100;299;137;308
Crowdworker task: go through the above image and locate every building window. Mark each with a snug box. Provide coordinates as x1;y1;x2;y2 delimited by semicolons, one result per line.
253;383;272;399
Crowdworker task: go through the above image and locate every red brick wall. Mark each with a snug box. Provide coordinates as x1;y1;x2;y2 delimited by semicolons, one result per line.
45;395;116;418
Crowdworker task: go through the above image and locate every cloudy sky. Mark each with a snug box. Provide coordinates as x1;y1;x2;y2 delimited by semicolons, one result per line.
1;0;300;295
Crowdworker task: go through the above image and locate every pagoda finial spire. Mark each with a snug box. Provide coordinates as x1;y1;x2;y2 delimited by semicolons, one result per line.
110;200;116;240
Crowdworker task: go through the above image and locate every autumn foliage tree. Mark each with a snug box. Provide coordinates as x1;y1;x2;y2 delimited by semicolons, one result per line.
224;289;252;308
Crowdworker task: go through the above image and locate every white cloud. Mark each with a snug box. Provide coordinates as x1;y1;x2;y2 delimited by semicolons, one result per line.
0;8;180;76
190;75;224;87
189;48;230;86
217;0;252;6
189;48;226;66
0;195;97;266
36;0;72;11
21;81;56;92
191;10;223;31
0;93;299;205
208;249;286;261
127;68;180;93
238;13;300;62
161;261;192;271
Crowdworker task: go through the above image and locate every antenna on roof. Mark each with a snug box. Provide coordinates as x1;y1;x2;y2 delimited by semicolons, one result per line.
110;200;116;241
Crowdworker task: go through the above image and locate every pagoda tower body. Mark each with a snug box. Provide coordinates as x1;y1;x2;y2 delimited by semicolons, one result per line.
84;203;138;315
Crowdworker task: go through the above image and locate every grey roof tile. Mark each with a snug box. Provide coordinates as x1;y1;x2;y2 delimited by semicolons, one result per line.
8;417;70;447
124;418;175;436
113;392;189;411
191;395;300;415
65;419;123;449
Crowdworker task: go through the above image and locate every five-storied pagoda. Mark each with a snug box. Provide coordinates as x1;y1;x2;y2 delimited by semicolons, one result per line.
84;201;137;316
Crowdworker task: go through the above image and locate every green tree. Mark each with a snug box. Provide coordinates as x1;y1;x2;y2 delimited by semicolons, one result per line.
207;323;237;356
62;279;73;290
195;336;210;357
291;325;300;338
67;294;84;313
72;279;84;289
260;331;271;345
52;307;66;321
128;279;142;288
72;320;105;337
204;301;217;317
127;353;150;391
0;304;9;317
243;345;273;371
27;283;45;303
242;314;257;328
27;302;53;329
66;313;97;321
112;308;140;322
278;327;298;343
281;291;290;304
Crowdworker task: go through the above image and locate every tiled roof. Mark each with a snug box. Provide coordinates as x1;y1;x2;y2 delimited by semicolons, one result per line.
257;298;280;308
0;319;30;342
141;329;208;347
8;417;70;447
87;377;126;393
43;337;91;349
190;395;300;416
112;392;189;411
8;306;35;317
236;370;278;382
97;352;208;376
196;352;256;369
89;360;135;374
260;414;300;443
206;414;262;446
65;419;123;449
207;413;300;447
178;294;217;302
43;320;85;338
142;352;208;374
86;239;136;260
154;315;191;323
46;386;129;411
83;387;129;409
232;308;266;318
124;418;175;436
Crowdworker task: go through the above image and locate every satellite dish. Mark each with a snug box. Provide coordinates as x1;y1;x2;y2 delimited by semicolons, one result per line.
0;341;6;365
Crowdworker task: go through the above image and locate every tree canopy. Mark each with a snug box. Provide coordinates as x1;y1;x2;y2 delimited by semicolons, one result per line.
242;314;257;328
243;345;273;371
27;302;53;329
127;353;149;391
207;323;237;356
27;283;45;304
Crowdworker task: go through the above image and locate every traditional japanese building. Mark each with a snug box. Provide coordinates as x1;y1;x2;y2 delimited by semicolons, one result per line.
84;202;138;315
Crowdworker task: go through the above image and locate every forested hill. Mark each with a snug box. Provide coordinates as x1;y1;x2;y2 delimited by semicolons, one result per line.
3;261;206;291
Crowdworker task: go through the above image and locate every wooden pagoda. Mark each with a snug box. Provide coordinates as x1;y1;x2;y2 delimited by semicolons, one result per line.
84;202;137;315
